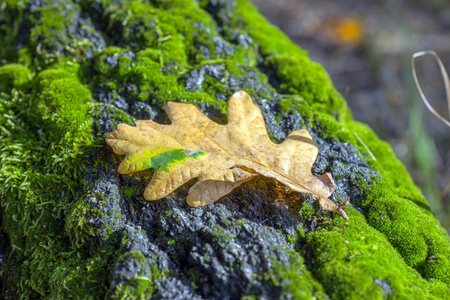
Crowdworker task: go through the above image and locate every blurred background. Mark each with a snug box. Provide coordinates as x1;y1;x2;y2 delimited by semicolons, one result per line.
251;0;450;232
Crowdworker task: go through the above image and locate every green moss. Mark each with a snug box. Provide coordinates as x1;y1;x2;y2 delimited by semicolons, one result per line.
298;202;316;220
83;0;256;112
304;208;449;299
364;183;450;284
29;2;67;50
187;267;200;290
235;0;427;196
65;197;104;248
235;220;246;226
159;33;188;68
109;250;161;299
122;186;135;198
0;59;109;298
241;296;257;300
89;46;225;113
0;64;33;90
23;0;100;69
286;234;297;245
0;1;30;65
266;249;328;299
33;77;92;136
314;115;450;285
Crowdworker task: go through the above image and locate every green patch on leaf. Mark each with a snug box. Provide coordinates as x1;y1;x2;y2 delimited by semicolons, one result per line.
150;148;206;172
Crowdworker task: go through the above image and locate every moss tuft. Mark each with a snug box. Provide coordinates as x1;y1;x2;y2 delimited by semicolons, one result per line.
304;208;450;299
268;249;328;299
0;64;33;90
0;59;107;298
364;183;450;284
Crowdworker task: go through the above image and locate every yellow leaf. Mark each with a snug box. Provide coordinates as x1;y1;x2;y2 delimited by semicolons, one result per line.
106;91;349;219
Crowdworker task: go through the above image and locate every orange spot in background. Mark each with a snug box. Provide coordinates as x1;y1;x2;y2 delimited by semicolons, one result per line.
334;17;363;44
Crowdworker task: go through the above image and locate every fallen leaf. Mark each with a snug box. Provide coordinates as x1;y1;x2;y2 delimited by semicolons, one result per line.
106;91;349;219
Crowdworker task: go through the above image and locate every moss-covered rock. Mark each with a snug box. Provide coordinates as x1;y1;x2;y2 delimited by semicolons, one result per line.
0;0;449;299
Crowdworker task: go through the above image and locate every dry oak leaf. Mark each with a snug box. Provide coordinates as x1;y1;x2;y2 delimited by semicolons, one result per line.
106;91;349;219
